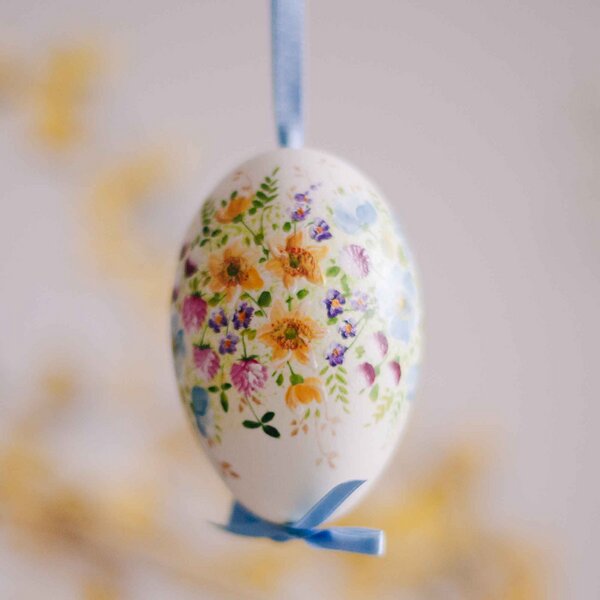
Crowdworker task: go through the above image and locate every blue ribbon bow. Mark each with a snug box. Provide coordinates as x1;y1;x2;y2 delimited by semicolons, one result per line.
271;0;304;148
217;480;385;555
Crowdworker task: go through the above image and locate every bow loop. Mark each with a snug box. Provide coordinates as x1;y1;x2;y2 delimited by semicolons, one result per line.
217;480;385;556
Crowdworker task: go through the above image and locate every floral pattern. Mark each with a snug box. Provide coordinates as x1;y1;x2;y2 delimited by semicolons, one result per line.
171;151;422;474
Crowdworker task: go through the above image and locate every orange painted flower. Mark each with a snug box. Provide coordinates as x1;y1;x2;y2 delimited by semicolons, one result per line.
208;240;264;301
266;231;328;289
285;377;323;409
215;195;252;223
257;301;325;365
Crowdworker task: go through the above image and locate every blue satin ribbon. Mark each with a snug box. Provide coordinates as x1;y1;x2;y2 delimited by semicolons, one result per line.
271;0;304;148
217;480;385;555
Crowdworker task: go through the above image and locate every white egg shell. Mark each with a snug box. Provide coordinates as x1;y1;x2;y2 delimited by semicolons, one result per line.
171;148;422;522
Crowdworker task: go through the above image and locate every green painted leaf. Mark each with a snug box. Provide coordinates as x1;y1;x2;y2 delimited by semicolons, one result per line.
327;317;338;325
290;373;304;385
208;293;222;306
261;411;275;423
296;289;309;299
232;214;243;223
276;373;284;386
257;291;272;307
263;425;281;438
221;383;232;390
207;385;219;393
369;384;379;402
220;392;229;412
283;222;292;232
246;329;257;340
243;420;261;429
326;266;341;277
319;365;329;376
255;309;266;317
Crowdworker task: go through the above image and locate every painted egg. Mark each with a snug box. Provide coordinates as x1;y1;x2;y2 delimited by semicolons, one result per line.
171;148;422;522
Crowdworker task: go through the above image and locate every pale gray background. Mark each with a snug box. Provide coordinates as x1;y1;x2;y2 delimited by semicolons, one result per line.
1;1;599;598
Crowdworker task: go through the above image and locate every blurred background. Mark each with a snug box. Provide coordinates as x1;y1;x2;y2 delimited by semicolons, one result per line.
1;1;599;598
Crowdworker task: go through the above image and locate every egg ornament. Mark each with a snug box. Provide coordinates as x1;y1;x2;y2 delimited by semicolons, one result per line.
171;148;422;523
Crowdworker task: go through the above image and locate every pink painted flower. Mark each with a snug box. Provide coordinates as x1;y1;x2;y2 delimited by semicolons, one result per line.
231;359;269;397
388;361;402;386
373;331;388;358
193;346;220;380
182;295;207;332
359;362;376;387
340;244;370;278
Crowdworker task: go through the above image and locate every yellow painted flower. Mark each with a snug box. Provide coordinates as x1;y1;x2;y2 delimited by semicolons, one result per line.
285;377;323;409
258;301;325;364
215;195;252;223
266;231;328;289
208;240;264;301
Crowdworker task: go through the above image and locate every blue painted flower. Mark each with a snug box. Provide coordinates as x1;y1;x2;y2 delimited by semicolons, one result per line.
310;218;332;242
324;289;345;318
333;195;378;234
208;308;228;333
219;333;239;355
326;343;347;366
190;386;212;438
389;267;419;342
339;318;357;339
291;204;311;221
350;291;369;312
233;301;254;330
171;313;186;378
405;365;420;402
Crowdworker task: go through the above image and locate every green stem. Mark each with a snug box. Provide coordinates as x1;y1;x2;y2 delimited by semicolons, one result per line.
241;333;248;358
240;218;257;238
247;397;260;421
286;361;296;376
346;319;369;352
199;322;209;345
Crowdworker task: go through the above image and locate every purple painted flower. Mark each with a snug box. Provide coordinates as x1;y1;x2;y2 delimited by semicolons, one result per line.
182;295;207;332
324;289;345;318
326;343;347;367
208;308;228;333
340;244;370;278
388;361;402;386
219;333;239;355
184;257;198;277
231;358;268;397
193;346;220;380
350;291;369;312
294;192;312;203
291;204;311;221
339;318;357;339
232;302;254;330
359;362;376;387
310;218;332;242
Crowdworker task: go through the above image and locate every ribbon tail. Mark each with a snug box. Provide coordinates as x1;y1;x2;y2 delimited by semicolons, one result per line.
215;502;292;541
305;527;386;556
271;0;304;147
293;480;366;529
